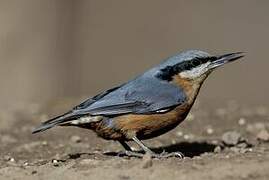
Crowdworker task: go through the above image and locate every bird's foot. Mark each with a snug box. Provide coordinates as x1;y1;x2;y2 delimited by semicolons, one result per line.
118;150;184;159
156;151;184;159
117;151;144;158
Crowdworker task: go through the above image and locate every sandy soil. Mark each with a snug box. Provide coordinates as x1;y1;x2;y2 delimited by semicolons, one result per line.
1;99;269;180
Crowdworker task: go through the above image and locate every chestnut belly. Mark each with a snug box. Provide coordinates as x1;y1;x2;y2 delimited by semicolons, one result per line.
112;104;191;140
135;116;185;140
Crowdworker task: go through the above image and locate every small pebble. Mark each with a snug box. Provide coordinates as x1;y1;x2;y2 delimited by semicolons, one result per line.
171;139;177;144
230;147;240;153
42;141;48;146
237;142;248;149
183;134;190;140
206;128;214;135
239;148;252;154
193;156;202;160
211;140;219;145
238;118;246;126
52;159;59;166
214;146;221;153
201;152;210;157
10;158;15;162
70;135;82;143
3;155;11;161
257;129;269;142
222;131;242;146
176;131;183;137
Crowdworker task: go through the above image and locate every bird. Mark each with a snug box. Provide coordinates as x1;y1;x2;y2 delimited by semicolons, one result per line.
32;50;244;158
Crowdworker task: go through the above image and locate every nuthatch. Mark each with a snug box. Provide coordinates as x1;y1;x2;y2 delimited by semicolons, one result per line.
33;50;244;158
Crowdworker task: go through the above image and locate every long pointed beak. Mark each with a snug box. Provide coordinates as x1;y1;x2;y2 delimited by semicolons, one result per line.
209;52;245;69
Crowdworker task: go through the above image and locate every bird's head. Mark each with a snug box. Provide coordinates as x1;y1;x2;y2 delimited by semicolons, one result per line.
156;50;244;83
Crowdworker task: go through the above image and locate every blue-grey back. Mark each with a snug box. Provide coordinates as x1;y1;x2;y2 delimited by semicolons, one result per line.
73;50;209;116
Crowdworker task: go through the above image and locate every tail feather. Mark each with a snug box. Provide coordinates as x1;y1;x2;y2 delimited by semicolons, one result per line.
32;111;86;134
32;123;57;134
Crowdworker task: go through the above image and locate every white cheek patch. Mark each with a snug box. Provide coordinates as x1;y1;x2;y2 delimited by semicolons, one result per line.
179;62;210;79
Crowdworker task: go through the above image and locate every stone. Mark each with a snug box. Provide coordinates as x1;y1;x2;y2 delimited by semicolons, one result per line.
256;129;269;142
206;127;214;135
214;146;221;153
238;118;246;126
222;131;242;146
176;131;183;137
246;123;266;134
70;135;82;143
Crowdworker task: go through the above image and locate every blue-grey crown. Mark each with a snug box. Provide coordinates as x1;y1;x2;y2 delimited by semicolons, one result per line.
159;50;211;68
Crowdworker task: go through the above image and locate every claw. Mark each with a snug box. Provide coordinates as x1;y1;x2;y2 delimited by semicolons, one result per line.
153;151;184;159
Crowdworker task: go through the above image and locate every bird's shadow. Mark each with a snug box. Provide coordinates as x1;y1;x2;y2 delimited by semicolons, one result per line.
152;141;217;157
105;141;218;158
60;141;218;161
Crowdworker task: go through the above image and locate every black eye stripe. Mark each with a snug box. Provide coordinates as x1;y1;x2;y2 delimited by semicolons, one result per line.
156;56;217;81
184;62;192;70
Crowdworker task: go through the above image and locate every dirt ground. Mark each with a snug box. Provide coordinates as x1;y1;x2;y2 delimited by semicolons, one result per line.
1;99;269;180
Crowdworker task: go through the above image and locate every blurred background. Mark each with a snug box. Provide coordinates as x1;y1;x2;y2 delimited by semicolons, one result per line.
0;0;268;113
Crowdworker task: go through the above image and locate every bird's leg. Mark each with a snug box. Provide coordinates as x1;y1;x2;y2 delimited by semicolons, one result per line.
119;140;132;151
132;136;184;159
132;136;155;154
118;140;144;157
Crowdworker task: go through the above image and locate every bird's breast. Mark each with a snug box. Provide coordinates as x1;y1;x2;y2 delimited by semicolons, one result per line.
172;74;203;104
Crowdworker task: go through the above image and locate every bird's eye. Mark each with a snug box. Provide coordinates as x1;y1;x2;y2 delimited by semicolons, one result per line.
192;59;201;67
184;62;192;70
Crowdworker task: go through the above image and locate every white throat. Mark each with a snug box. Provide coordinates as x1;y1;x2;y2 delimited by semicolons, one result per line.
179;62;210;79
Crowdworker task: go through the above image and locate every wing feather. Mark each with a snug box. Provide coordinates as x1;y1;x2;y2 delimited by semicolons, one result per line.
73;77;187;116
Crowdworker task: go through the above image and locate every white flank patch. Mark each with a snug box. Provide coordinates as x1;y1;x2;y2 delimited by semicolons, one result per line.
156;109;170;113
70;116;102;125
